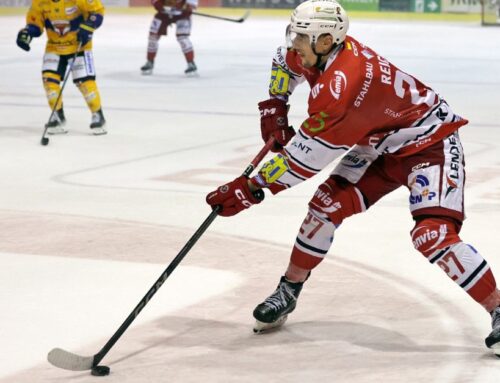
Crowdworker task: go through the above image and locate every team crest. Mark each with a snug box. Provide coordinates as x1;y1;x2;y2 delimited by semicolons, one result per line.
52;20;71;36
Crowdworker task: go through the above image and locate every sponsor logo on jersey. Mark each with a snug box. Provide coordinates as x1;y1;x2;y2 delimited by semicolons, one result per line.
354;62;373;108
311;83;324;99
409;175;437;204
342;151;368;168
445;174;458;198
415;137;432;148
384;108;402;119
275;47;287;68
65;6;77;15
314;189;341;209
445;134;461;198
291;141;312;154
412;224;448;250
412;228;440;250
329;70;347;100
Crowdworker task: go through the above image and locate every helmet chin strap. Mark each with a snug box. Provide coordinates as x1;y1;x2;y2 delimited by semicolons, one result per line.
312;42;339;69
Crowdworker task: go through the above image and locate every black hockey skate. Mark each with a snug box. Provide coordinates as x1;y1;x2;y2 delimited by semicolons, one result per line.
46;108;67;135
141;61;154;75
184;61;197;76
90;109;107;136
485;306;500;358
253;276;304;333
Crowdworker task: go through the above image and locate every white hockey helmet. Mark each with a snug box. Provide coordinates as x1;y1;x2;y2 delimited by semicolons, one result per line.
287;0;349;46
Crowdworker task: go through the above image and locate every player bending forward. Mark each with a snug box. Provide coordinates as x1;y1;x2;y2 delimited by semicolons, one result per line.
141;0;198;76
205;0;500;356
16;0;107;135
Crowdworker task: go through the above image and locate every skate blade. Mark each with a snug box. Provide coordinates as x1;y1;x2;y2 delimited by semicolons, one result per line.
141;70;153;75
253;315;288;334
47;128;68;135
185;71;199;78
91;128;107;136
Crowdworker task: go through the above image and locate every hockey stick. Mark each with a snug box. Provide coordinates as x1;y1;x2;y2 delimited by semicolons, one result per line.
47;137;275;375
192;10;250;23
40;42;82;146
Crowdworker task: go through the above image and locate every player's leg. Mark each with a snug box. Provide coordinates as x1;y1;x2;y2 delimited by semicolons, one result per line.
254;152;401;332
42;53;68;134
141;14;169;75
175;18;196;75
406;132;500;355
71;51;106;135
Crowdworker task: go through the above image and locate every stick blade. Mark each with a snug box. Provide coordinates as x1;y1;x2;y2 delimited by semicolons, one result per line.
47;348;94;371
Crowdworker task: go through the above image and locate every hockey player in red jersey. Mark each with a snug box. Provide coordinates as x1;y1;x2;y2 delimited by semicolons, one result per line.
205;0;500;356
141;0;198;75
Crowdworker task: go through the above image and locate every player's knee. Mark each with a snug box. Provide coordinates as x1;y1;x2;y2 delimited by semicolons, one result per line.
308;177;366;226
42;72;61;86
411;217;461;258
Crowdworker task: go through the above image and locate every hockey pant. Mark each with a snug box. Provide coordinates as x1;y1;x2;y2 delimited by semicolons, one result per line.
147;13;194;63
42;51;102;113
291;134;500;312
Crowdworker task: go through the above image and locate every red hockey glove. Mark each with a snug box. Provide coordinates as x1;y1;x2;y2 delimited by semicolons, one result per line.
206;176;265;217
258;98;295;152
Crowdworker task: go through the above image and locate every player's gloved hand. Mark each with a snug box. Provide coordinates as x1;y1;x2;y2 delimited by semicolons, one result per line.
258;98;295;153
206;176;265;217
16;28;33;51
77;21;95;46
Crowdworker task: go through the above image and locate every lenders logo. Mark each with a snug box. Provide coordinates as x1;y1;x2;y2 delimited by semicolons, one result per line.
329;70;347;100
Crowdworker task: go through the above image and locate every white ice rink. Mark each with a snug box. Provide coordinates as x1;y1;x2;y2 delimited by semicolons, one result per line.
0;10;499;382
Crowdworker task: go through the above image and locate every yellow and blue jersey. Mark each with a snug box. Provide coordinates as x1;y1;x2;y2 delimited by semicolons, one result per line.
26;0;104;55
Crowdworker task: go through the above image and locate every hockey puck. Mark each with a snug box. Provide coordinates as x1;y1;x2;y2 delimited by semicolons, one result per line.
41;137;49;146
91;365;110;376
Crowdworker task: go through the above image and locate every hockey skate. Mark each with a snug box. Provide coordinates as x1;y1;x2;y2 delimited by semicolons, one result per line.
184;61;197;76
485;306;500;358
46;108;67;135
141;61;154;75
90;109;107;136
253;276;304;334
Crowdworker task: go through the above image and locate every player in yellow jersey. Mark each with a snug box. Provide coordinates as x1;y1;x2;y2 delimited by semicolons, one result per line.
16;0;107;135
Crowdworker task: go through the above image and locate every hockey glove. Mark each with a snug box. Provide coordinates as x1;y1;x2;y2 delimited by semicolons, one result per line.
258;98;295;153
206;176;265;217
77;13;103;46
16;28;33;51
77;24;94;46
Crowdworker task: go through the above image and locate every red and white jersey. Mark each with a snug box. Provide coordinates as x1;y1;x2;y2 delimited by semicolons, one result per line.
152;0;197;14
268;36;468;193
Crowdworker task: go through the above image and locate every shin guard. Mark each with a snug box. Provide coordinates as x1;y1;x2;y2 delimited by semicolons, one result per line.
412;218;500;312
76;80;102;113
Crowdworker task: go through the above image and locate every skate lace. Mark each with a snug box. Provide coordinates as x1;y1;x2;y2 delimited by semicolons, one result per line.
264;283;296;311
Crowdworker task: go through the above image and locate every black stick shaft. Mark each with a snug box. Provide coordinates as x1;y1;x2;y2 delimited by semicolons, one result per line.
93;138;275;366
192;10;249;23
40;43;81;144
